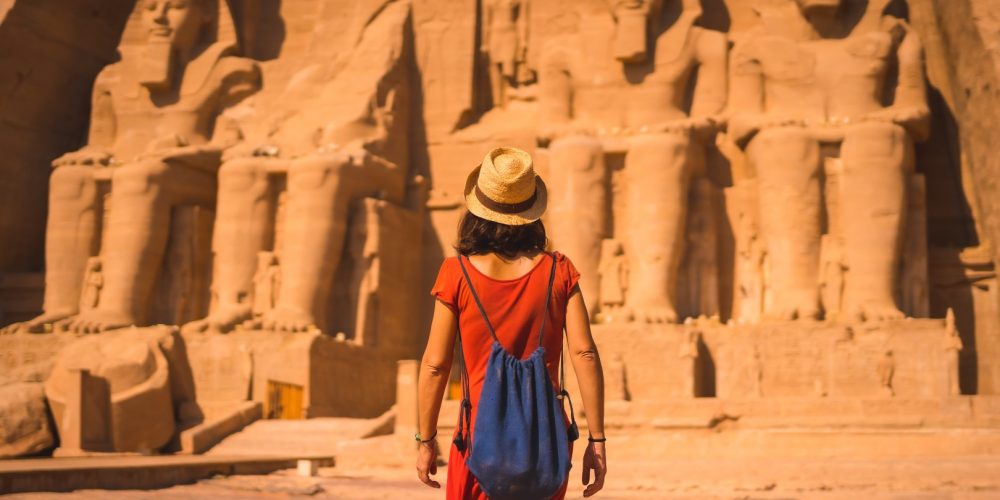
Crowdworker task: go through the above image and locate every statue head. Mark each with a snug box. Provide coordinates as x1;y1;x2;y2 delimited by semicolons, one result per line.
608;0;658;63
141;0;215;55
139;0;218;90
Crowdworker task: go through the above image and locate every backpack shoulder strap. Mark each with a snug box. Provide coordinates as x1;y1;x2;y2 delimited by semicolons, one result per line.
457;255;499;343
537;253;558;347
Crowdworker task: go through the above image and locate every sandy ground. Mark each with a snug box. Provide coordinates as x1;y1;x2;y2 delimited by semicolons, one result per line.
7;454;1000;499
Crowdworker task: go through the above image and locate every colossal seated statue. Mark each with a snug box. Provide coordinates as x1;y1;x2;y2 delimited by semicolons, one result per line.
729;0;929;321
3;0;260;334
183;0;414;334
539;0;726;323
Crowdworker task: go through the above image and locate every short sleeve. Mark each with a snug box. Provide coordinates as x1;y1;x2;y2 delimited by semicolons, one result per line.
430;257;461;314
555;252;582;301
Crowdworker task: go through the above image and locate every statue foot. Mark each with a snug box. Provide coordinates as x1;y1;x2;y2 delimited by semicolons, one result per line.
628;303;678;324
182;305;252;334
845;300;905;322
62;310;137;334
1;310;76;334
764;294;820;321
260;307;319;333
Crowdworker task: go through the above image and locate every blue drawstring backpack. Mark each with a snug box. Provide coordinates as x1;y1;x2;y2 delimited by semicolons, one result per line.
453;253;579;500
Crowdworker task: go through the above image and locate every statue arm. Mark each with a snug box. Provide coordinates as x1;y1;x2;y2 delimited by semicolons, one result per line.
516;0;530;60
216;57;263;110
890;24;931;141
538;47;583;141
690;29;728;123
53;66;116;167
727;37;766;147
87;68;116;150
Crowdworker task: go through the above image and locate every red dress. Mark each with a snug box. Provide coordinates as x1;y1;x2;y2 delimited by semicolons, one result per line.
431;252;581;500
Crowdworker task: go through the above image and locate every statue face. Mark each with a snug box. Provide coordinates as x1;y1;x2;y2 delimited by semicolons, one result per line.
795;0;843;14
142;0;206;53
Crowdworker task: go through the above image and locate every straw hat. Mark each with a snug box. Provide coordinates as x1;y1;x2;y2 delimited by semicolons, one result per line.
464;146;548;226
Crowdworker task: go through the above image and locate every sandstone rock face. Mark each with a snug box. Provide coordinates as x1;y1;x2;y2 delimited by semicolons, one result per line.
1;0;1000;458
0;0;133;274
0;383;53;458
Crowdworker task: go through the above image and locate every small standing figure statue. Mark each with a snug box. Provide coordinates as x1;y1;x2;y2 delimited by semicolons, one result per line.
943;308;963;396
596;239;628;323
79;257;103;312
481;0;531;108
877;350;895;397
251;252;281;317
678;330;700;397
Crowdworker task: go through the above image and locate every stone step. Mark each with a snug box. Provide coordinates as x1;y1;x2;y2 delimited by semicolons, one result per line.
206;418;378;457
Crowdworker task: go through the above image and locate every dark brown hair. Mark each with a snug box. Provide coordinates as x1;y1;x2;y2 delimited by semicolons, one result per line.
455;211;548;259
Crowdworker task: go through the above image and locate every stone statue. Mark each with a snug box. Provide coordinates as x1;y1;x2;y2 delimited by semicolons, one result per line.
596;239;628;323
78;257;103;312
729;0;930;321
481;0;531;108
943;308;963;396
251;252;280;316
678;329;700;397
540;0;727;323
3;0;261;334
183;0;414;334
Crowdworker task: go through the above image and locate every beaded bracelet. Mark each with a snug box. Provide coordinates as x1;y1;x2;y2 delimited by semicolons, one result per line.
414;431;438;444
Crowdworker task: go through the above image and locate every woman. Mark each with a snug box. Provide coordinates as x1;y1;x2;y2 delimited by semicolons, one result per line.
415;146;608;499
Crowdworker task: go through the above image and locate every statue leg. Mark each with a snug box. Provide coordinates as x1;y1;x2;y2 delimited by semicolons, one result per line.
67;160;216;333
624;132;692;323
183;157;280;334
840;122;912;321
3;166;100;333
747;126;822;320
546;135;606;316
263;152;400;332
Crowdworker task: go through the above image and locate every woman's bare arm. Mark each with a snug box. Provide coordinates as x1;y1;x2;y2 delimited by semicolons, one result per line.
415;300;458;488
565;287;607;497
565;287;605;437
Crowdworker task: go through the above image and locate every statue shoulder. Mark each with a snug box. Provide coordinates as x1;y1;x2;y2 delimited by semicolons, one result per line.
94;60;123;88
212;55;262;91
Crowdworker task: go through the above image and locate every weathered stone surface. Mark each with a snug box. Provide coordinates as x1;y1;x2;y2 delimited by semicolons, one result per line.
0;383;53;458
2;0;1000;466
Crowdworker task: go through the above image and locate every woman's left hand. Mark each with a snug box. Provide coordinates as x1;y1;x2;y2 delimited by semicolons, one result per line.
415;440;441;488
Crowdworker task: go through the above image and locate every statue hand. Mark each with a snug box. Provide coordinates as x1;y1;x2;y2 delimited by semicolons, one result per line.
139;144;223;171
652;116;719;135
221;142;280;162
538;121;596;143
52;148;112;168
729;114;804;146
861;106;929;127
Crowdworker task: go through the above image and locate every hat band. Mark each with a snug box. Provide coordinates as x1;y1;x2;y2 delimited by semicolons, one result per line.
474;184;538;215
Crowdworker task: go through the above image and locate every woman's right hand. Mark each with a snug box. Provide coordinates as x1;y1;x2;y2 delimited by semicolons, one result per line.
582;441;607;497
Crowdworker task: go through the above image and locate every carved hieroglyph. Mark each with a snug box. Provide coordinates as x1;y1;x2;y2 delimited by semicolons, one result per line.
541;0;727;323
2;0;261;334
183;0;415;334
729;0;930;321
